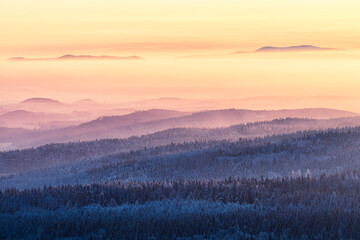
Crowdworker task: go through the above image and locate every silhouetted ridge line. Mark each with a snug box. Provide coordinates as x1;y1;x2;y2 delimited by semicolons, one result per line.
9;55;144;61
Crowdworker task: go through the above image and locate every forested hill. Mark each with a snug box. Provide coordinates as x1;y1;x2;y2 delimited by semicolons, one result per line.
2;117;360;176
1;174;360;239
1;108;357;150
2;118;360;239
2;125;360;189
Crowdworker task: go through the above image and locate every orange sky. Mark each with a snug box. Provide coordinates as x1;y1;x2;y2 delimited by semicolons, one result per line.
1;0;360;111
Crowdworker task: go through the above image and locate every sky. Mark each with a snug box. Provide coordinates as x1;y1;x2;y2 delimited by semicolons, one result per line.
1;0;360;111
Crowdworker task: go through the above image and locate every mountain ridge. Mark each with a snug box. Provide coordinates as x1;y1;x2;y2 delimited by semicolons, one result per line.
9;54;144;61
255;45;336;52
0;107;357;150
20;97;62;105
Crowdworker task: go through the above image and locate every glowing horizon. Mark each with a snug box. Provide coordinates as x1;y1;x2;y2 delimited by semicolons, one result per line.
1;0;360;111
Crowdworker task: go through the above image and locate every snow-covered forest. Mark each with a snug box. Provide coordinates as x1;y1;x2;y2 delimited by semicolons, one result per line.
2;125;360;189
1;175;360;239
2;116;360;239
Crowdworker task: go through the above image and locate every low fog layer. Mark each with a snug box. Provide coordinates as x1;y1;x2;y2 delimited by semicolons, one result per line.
0;101;357;149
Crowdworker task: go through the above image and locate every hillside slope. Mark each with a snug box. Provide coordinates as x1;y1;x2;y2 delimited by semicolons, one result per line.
2;125;360;189
2;108;357;149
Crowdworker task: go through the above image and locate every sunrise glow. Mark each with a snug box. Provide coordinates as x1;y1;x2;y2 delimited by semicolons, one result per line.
0;0;359;111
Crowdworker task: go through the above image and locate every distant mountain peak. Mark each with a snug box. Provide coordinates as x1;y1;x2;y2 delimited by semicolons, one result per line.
20;98;61;104
255;45;336;52
57;54;143;60
1;110;32;116
9;55;144;61
10;57;26;60
74;99;97;104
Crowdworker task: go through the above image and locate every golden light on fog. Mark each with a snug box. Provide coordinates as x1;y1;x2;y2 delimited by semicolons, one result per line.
1;0;360;111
